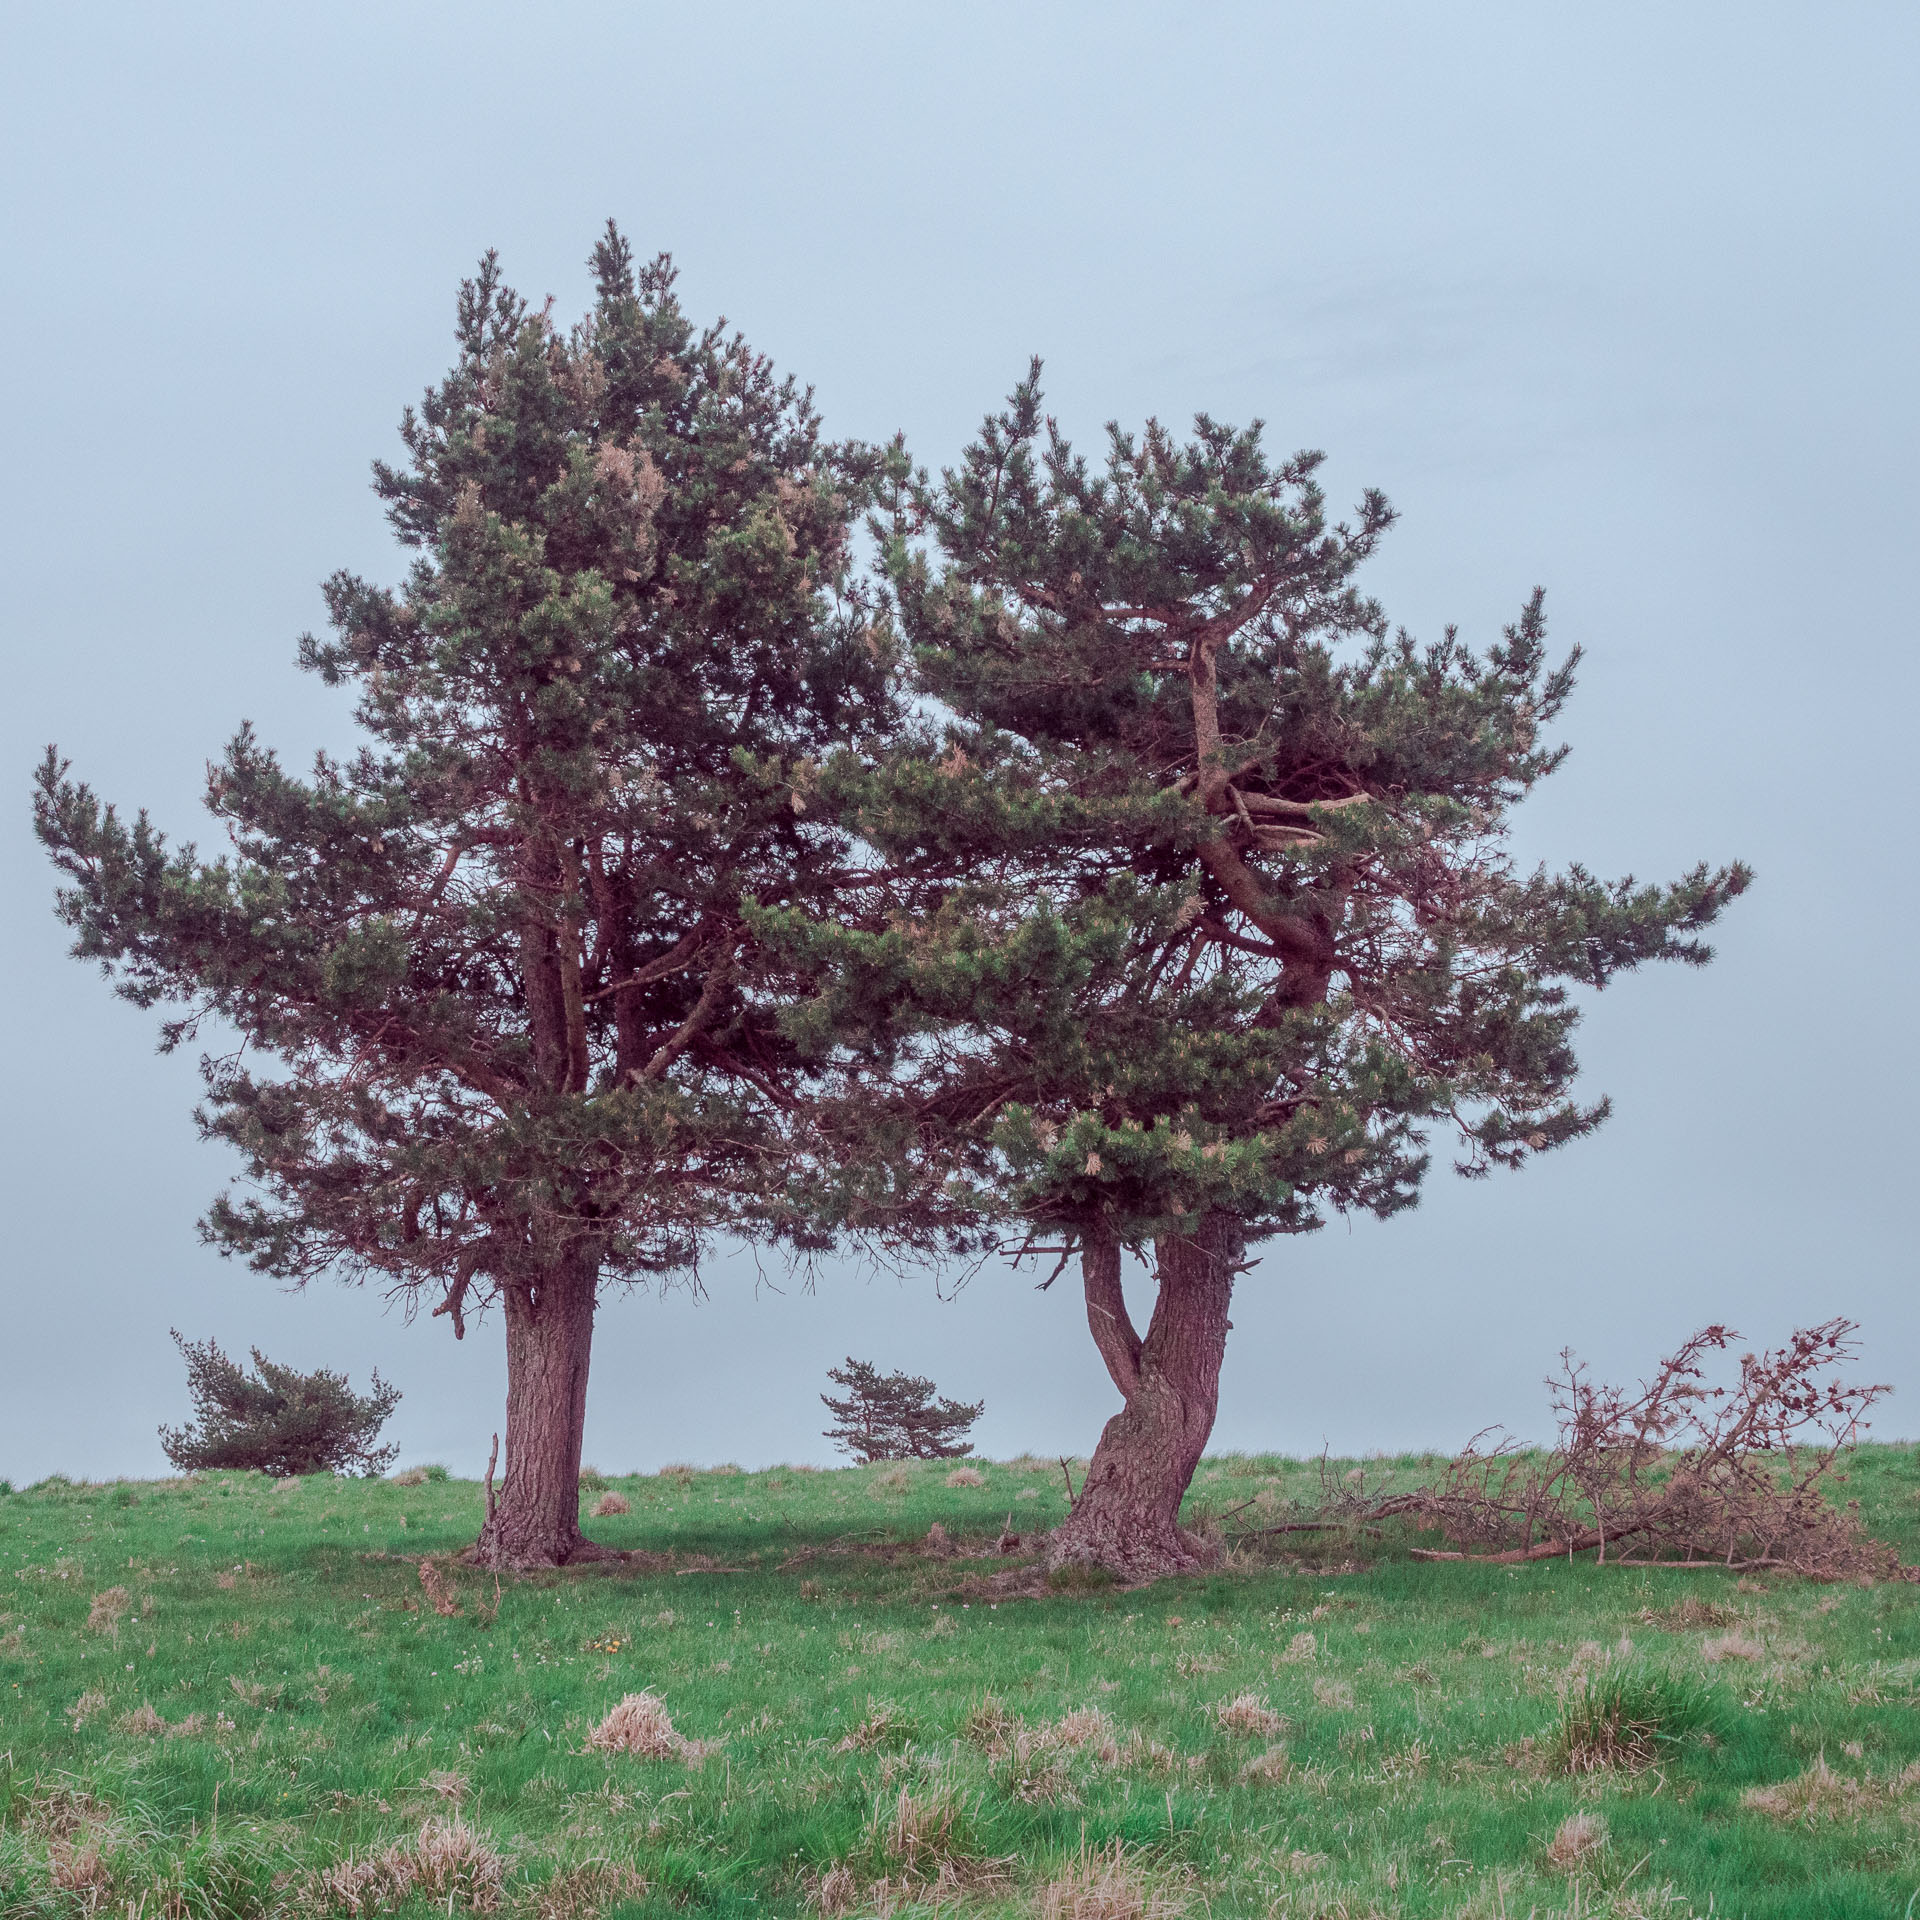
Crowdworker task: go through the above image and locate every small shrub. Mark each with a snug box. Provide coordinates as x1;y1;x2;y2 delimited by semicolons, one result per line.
590;1491;631;1517
159;1332;400;1478
822;1357;984;1462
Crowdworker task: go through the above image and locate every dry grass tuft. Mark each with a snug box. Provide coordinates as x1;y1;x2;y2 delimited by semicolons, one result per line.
530;1860;648;1920
86;1586;128;1635
1642;1595;1736;1631
1039;1839;1186;1920
1213;1692;1284;1737
589;1491;631;1517
805;1863;862;1916
584;1691;702;1762
1742;1755;1920;1823
1544;1811;1609;1872
45;1835;117;1901
25;1788;112;1841
1701;1630;1765;1663
964;1698;1017;1749
318;1818;506;1914
418;1560;462;1617
945;1465;987;1487
874;1782;1005;1890
837;1699;910;1752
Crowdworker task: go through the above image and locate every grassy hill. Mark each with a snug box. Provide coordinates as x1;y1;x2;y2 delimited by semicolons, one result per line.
4;1448;1920;1918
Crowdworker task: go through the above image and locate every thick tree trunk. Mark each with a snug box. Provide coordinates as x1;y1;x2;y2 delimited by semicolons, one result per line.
470;1244;608;1569
1046;1212;1241;1581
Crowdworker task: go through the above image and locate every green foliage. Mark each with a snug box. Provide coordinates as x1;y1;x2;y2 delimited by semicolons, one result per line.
1;1452;1918;1916
1555;1667;1721;1774
31;223;962;1333
787;370;1751;1258
157;1330;400;1478
820;1357;983;1462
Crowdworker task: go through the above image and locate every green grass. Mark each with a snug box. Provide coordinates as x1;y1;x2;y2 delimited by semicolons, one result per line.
5;1446;1920;1918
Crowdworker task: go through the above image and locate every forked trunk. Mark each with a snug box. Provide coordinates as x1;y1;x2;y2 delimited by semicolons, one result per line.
1046;1213;1241;1581
470;1245;608;1569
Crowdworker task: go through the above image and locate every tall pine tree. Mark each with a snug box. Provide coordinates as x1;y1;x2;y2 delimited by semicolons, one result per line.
787;367;1751;1577
35;228;949;1565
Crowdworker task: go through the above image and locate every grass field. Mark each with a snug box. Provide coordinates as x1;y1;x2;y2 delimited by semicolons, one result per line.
5;1448;1920;1919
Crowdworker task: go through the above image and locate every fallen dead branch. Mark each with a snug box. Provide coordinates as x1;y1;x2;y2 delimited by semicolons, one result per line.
1272;1322;1902;1581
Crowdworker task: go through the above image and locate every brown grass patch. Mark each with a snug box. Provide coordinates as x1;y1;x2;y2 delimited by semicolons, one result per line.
590;1492;631;1518
1039;1839;1186;1920
1642;1595;1736;1632
876;1781;1006;1888
1743;1755;1920;1823
1543;1811;1609;1872
1213;1692;1284;1737
530;1861;648;1920
86;1587;128;1634
317;1818;506;1914
837;1700;910;1752
584;1691;705;1762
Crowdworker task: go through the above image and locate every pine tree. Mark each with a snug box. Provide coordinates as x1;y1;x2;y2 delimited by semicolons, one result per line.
159;1332;401;1479
788;367;1751;1577
34;227;954;1566
820;1358;984;1462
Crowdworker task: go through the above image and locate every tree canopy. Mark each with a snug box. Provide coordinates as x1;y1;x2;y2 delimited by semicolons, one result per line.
34;227;962;1562
772;366;1751;1571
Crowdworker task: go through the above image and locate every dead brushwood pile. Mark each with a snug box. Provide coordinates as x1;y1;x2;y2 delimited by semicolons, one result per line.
1262;1321;1901;1578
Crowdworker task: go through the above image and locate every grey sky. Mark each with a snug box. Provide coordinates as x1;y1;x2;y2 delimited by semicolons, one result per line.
3;4;1915;1483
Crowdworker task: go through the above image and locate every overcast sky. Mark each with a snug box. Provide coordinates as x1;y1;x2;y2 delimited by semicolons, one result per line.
3;4;1915;1484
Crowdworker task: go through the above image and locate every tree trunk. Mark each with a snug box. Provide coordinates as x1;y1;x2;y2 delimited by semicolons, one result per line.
470;1244;608;1569
1046;1212;1241;1581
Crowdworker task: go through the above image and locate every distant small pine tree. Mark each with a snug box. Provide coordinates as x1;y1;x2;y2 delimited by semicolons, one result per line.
158;1332;400;1478
821;1358;983;1463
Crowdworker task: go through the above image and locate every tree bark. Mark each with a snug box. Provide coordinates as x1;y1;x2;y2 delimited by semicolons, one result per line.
469;1242;608;1569
1047;1212;1241;1581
